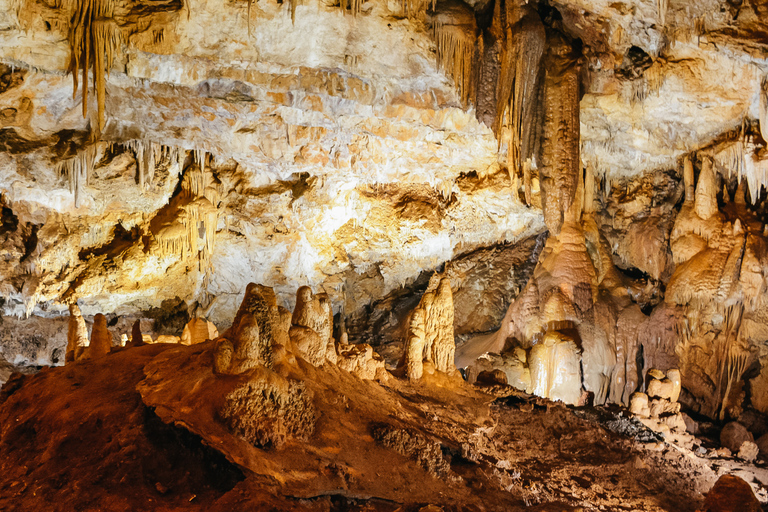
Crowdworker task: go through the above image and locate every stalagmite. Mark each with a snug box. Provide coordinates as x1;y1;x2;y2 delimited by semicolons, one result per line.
214;284;282;374
88;313;112;359
129;320;143;347
684;155;695;204
66;304;89;362
405;308;426;380
400;275;456;377
290;286;333;366
694;157;718;220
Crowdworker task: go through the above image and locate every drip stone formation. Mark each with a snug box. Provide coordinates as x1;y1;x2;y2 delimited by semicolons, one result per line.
5;0;768;509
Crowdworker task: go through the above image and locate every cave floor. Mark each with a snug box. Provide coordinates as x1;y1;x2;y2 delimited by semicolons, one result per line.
0;343;757;511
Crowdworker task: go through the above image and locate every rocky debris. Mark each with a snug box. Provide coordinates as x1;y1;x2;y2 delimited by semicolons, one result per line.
628;368;690;445
336;342;387;381
702;474;761;512
720;422;755;456
218;378;315;449
371;424;455;480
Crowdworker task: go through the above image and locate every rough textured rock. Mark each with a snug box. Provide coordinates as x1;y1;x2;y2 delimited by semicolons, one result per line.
289;286;333;366
218;378;315;449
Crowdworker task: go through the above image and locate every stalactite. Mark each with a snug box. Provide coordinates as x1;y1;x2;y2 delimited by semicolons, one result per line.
433;5;477;107
713;128;768;205
657;0;668;26
400;0;435;18
67;0;122;132
539;33;581;235
339;0;362;16
760;79;768;144
57;145;96;207
125;139;163;188
495;13;546;177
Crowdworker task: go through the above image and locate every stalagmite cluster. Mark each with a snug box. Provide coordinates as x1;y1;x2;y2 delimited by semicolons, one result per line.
402;275;456;379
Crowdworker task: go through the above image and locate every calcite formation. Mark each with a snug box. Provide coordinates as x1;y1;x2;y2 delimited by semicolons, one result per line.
6;2;768;511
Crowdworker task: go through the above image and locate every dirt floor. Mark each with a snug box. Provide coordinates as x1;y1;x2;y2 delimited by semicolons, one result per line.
0;342;765;511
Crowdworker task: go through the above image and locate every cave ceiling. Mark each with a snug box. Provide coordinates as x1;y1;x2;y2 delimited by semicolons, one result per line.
1;0;768;328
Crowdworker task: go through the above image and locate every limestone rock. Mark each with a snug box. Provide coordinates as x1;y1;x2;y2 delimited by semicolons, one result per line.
629;392;650;418
738;441;759;462
647;378;674;400
467;350;531;392
756;432;768;459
